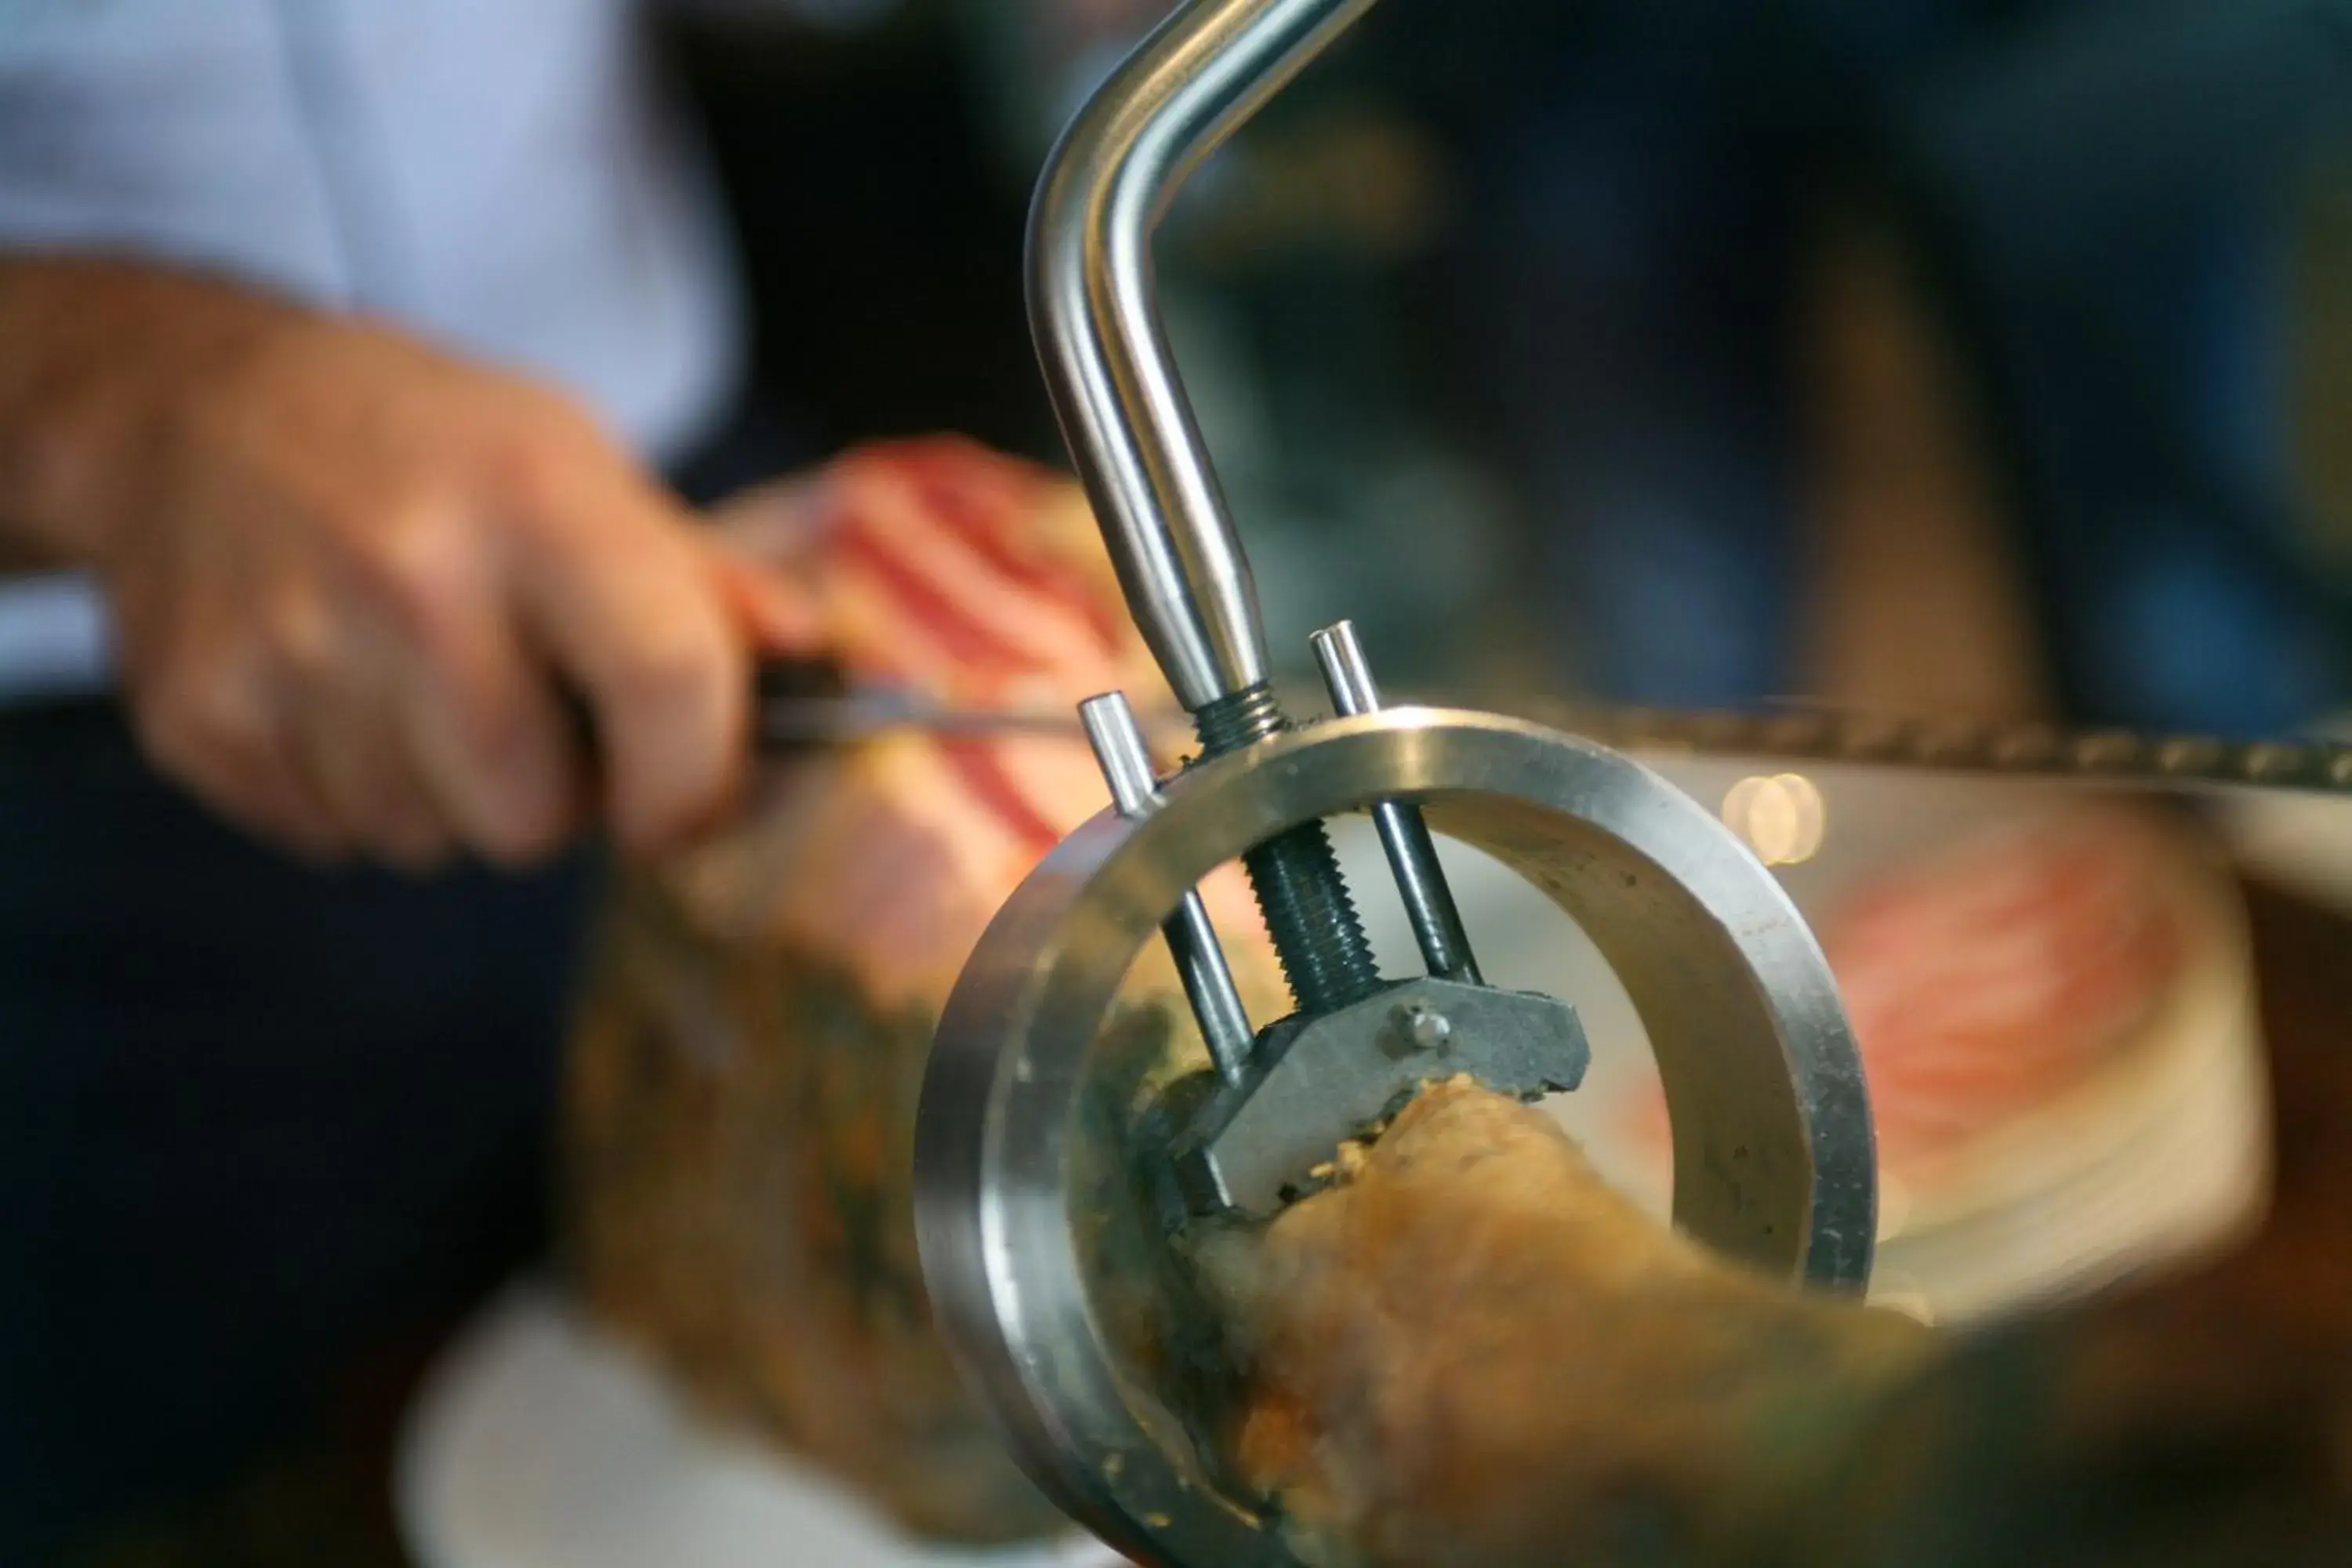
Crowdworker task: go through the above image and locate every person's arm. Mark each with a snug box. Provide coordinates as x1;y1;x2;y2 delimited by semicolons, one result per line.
0;255;804;869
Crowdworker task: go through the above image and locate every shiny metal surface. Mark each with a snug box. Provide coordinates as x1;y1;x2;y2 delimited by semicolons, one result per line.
1171;973;1590;1218
1079;691;1166;816
1081;691;1258;1087
915;708;1875;1567
1027;0;1377;711
1312;619;1482;982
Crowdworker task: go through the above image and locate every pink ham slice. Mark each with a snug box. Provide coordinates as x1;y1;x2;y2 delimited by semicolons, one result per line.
562;437;1282;1546
1819;812;2187;1165
692;436;1265;1000
1629;810;2192;1185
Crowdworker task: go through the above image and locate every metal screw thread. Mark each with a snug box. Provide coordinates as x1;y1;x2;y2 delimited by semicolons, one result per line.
1192;684;1383;1014
1190;681;1286;756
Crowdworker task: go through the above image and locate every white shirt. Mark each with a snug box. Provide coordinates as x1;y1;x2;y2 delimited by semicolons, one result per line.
0;0;745;697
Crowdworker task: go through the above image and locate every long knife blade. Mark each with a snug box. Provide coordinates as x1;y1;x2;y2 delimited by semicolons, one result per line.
752;662;2352;799
11;619;2348;797
1477;695;2352;799
754;691;1102;744
748;655;1185;745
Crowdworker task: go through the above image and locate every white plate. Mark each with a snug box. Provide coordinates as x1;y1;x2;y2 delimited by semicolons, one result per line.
397;1284;1125;1568
2221;790;2352;913
2212;713;2352;913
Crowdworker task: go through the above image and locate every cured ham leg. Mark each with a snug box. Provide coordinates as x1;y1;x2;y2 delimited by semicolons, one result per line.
561;439;2348;1565
1213;1064;2352;1567
563;437;1282;1543
1206;1079;1937;1568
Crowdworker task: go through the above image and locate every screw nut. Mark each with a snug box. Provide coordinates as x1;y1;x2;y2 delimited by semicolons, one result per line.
1396;1003;1452;1052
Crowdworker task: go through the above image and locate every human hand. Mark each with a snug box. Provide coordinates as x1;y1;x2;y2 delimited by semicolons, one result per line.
0;260;816;869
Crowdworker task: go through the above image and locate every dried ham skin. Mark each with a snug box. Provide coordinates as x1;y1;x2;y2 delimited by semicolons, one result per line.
1208;1080;1937;1568
1216;1072;2352;1568
562;437;1280;1543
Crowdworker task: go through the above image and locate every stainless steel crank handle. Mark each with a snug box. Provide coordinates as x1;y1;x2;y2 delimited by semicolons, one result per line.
1027;0;1378;716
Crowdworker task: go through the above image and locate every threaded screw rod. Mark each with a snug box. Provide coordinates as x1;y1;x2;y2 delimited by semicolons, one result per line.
1192;682;1382;1015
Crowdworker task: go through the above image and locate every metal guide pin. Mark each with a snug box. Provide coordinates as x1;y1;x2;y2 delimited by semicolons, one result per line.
1310;621;1483;985
1079;691;1256;1086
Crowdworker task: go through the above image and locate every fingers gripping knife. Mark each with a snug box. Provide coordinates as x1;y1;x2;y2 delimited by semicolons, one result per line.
913;3;1875;1563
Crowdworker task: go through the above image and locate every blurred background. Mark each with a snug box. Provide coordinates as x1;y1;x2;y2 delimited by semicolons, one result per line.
27;3;2352;1565
668;0;2352;733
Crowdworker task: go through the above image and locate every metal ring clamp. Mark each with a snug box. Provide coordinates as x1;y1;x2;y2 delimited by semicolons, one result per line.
916;709;1874;1566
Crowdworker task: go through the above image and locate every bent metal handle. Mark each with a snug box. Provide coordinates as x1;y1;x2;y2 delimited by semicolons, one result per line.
1027;0;1379;714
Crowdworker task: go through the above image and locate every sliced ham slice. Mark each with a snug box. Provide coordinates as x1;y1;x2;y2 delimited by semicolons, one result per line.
1820;811;2188;1170
1628;808;2194;1185
656;435;1266;1004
